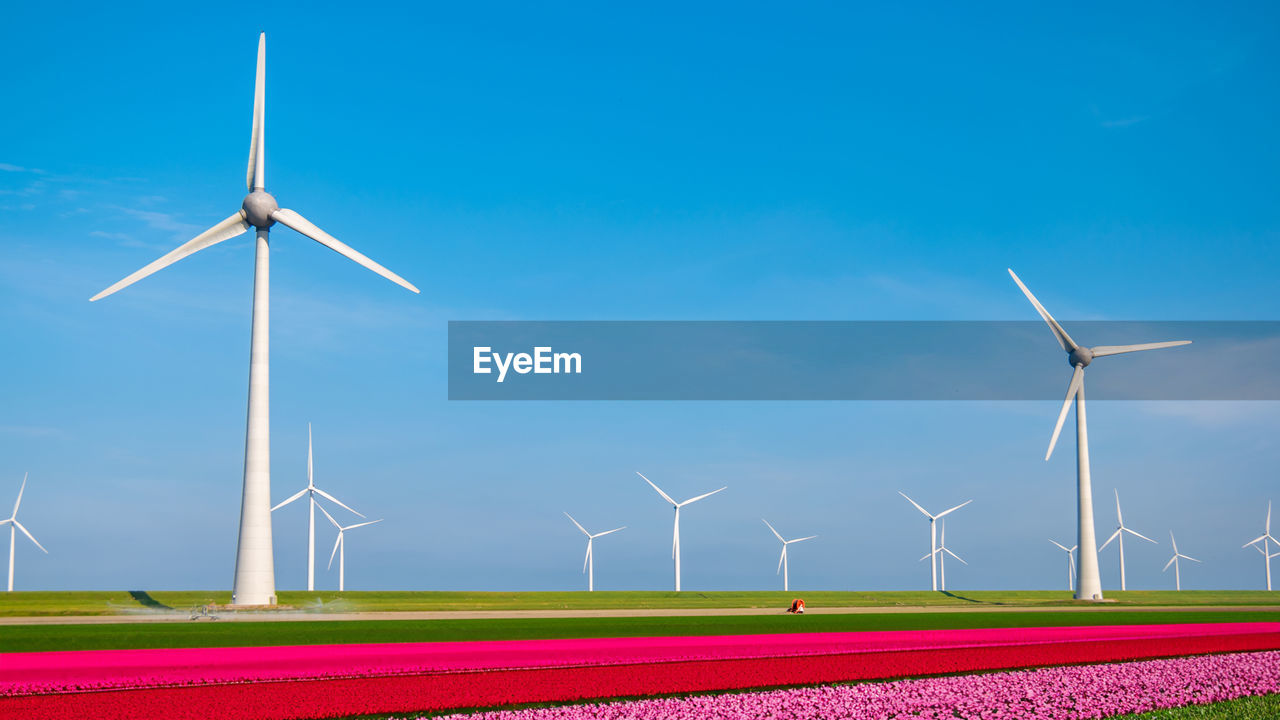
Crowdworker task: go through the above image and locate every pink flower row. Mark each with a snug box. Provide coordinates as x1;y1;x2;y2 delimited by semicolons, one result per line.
423;649;1280;720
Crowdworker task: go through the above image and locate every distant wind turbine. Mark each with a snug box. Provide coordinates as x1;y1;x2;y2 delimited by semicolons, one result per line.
1242;501;1279;590
1098;490;1157;591
1;474;47;592
762;519;817;592
919;519;966;591
1048;539;1078;591
637;472;726;592
1162;531;1200;591
90;33;418;607
1008;269;1189;601
899;492;971;591
271;424;364;591
317;504;382;592
564;513;625;592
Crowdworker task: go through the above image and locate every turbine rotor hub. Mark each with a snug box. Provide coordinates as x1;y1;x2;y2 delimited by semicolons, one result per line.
1069;346;1094;368
242;190;279;229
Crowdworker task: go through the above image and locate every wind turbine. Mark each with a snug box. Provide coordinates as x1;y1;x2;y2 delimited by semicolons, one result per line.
1243;501;1279;590
637;472;726;592
317;503;381;592
564;513;625;592
1048;539;1077;591
271;424;364;591
919;519;966;591
1098;489;1157;591
89;34;418;606
899;492;971;591
1162;531;1200;591
1;474;47;592
1008;269;1189;600
762;519;817;592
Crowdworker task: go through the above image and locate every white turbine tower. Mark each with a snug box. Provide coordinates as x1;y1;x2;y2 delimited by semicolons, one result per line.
637;472;726;592
899;492;971;591
271;424;364;591
1009;269;1189;600
1243;501;1279;590
1098;489;1157;591
90;34;418;606
317;503;381;592
919;519;966;592
1;474;47;592
1048;539;1077;591
1162;531;1200;591
564;513;625;592
762;519;817;592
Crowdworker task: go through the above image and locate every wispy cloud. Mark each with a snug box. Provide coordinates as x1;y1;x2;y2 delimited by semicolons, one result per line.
0;162;46;174
109;205;202;242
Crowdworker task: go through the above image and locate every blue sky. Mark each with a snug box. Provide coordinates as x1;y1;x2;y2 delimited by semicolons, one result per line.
1;2;1277;595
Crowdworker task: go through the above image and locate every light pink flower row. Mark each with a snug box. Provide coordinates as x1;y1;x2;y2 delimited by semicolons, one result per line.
424;649;1280;720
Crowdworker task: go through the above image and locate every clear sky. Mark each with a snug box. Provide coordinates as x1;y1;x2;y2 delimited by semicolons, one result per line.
1;2;1277;594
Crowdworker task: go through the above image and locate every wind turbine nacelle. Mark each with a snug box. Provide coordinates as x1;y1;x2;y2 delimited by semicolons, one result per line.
1068;346;1094;368
242;190;279;229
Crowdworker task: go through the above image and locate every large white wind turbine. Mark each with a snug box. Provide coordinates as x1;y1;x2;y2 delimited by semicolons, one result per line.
90;35;418;606
1;474;47;592
1009;269;1189;600
1162;531;1200;591
1098;489;1157;591
1242;501;1279;590
317;503;381;592
899;492;971;591
637;472;726;592
1048;539;1077;591
271;424;364;591
762;519;817;592
564;513;625;592
918;519;966;592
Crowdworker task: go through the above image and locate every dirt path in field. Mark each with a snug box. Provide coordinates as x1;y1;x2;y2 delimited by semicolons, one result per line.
2;604;1276;625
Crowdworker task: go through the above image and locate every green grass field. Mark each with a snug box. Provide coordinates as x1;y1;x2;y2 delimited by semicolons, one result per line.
3;609;1278;652
0;589;1276;617
1114;694;1280;719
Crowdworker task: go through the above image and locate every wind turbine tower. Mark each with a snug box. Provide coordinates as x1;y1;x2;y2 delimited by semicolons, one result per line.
1048;539;1077;591
317;504;381;592
1162;531;1200;591
564;512;625;592
899;492;971;591
762;519;817;592
1;474;47;592
919;519;966;592
1098;489;1157;591
637;472;726;592
90;34;419;606
1008;269;1189;600
1243;501;1279;590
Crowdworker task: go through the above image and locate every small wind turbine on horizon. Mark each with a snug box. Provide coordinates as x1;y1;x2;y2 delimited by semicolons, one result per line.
271;424;364;591
899;492;970;592
1008;269;1189;600
317;504;382;592
1242;501;1279;590
1098;489;1157;591
564;512;625;592
762;519;817;592
2;474;47;592
89;33;419;607
637;472;726;592
919;519;966;592
1162;531;1200;591
1048;539;1078;591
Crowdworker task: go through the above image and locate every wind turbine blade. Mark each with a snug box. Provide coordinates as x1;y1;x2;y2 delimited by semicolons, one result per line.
343;519;382;531
271;208;419;293
1048;539;1069;552
1125;527;1158;544
1183;554;1201;563
90;211;251;301
898;491;932;518
1091;341;1191;358
1046;365;1084;460
1069;554;1076;573
943;547;967;565
762;519;784;542
1007;268;1078;351
680;486;727;506
593;526;626;538
12;521;47;553
313;488;365;518
778;546;786;574
270;487;308;512
12;472;27;518
315;502;342;529
246;33;265;190
1243;535;1267;548
935;499;972;519
919;550;937;562
583;541;591;573
1170;531;1178;554
790;535;818;544
1114;489;1124;526
564;512;589;536
328;532;342;569
307;423;314;487
1099;528;1122;551
637;472;677;506
1163;556;1176;572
